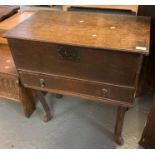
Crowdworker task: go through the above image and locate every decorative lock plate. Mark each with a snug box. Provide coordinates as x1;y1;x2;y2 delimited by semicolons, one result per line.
57;45;80;62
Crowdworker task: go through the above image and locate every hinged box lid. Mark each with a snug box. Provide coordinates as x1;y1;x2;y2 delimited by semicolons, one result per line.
4;11;151;55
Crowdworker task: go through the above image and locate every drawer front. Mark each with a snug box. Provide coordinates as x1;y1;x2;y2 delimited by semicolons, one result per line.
19;71;135;105
8;39;141;87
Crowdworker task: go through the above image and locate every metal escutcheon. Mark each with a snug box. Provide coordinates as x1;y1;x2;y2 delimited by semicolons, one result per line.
58;45;80;61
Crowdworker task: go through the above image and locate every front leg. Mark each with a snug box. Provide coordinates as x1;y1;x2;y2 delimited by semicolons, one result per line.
114;106;128;145
20;86;36;118
37;91;53;122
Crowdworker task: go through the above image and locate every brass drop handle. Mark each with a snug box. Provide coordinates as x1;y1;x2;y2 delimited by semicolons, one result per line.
40;78;45;88
102;88;108;97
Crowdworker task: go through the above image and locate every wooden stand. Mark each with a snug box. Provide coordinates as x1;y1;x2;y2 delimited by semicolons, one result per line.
4;10;150;145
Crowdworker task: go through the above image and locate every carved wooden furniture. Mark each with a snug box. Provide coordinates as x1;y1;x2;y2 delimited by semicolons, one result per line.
0;10;34;44
0;5;20;22
62;5;138;14
0;44;36;117
5;11;150;145
0;10;37;117
139;95;155;148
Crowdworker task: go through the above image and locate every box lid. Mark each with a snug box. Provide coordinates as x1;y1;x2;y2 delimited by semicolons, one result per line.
4;11;151;55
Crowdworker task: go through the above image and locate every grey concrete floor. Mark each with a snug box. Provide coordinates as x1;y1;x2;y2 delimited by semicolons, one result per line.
0;93;153;149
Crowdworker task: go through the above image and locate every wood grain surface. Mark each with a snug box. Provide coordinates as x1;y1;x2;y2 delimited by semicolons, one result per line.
4;11;150;54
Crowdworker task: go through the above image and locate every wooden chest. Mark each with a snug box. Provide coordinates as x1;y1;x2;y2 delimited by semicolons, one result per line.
7;40;142;107
4;11;150;107
4;11;150;144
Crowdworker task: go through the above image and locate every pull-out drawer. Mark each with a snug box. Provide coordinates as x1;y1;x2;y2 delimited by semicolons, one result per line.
19;71;135;107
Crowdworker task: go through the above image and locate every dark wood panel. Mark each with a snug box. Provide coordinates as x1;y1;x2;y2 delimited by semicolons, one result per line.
137;6;155;94
8;39;141;87
4;11;150;54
